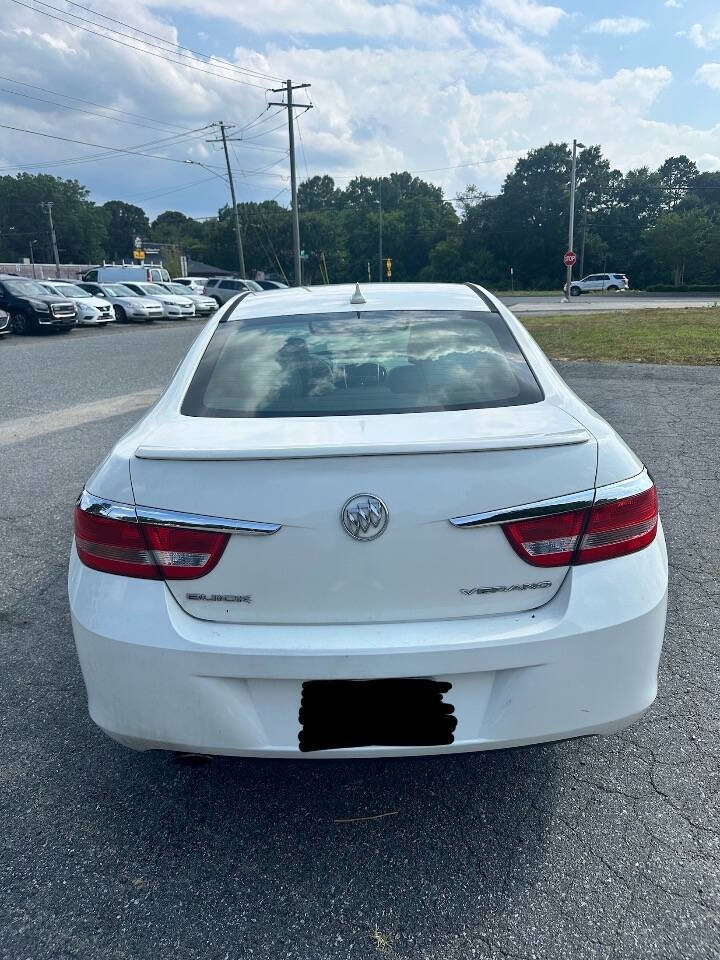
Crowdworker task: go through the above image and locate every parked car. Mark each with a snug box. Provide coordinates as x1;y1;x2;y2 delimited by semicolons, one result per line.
121;281;195;319
40;281;115;326
0;306;10;337
0;275;76;334
566;273;629;296
77;282;164;323
82;265;170;284
158;282;216;316
203;277;263;305
69;281;667;759
172;277;207;293
255;279;289;290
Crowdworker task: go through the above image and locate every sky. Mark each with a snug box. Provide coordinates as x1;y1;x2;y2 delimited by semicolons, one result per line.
2;0;720;219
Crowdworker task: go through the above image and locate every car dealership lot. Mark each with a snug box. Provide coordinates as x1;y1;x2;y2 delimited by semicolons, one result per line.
1;322;718;959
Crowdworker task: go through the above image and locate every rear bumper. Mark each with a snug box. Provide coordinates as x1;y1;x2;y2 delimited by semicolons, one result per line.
68;530;668;758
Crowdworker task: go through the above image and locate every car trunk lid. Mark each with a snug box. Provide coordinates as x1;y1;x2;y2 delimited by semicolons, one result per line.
129;404;597;624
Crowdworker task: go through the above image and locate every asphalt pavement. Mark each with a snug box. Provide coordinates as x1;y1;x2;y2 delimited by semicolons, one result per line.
1;321;719;960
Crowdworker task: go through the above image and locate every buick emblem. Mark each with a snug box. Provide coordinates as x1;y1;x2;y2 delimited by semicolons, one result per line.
341;494;389;541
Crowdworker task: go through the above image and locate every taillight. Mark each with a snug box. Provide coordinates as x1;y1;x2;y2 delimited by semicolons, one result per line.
74;506;229;580
502;483;658;567
503;509;588;567
575;485;657;564
75;508;160;579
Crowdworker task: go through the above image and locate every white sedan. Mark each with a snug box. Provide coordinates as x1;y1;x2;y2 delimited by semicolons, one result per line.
41;281;115;325
68;283;667;758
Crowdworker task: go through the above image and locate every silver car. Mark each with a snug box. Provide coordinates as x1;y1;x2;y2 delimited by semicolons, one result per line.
203;277;263;306
122;282;195;319
41;281;115;326
78;283;164;323
159;282;216;317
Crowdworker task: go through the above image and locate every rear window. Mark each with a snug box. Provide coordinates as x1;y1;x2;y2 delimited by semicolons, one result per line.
181;310;543;418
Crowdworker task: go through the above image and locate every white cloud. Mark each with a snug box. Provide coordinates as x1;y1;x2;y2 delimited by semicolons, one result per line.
2;0;720;227
664;0;682;7
150;0;463;41
480;0;567;36
696;63;720;89
684;20;720;49
587;17;649;35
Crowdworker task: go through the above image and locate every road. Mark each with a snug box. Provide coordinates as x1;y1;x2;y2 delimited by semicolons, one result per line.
2;321;719;960
500;293;720;314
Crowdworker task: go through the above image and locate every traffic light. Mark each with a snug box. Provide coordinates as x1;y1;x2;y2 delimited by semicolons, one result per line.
386;257;392;279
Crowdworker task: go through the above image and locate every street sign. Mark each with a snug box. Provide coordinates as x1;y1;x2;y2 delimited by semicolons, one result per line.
133;236;143;250
386;257;392;278
133;249;145;260
563;251;577;267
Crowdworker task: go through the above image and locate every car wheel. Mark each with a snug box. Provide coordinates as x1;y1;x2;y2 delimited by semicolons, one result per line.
10;311;35;335
606;285;619;292
114;306;127;323
569;286;582;297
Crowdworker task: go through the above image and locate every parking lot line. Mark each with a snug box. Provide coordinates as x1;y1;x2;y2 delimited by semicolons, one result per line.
0;388;160;447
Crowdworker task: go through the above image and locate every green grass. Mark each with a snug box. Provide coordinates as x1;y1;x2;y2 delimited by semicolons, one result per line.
522;307;720;365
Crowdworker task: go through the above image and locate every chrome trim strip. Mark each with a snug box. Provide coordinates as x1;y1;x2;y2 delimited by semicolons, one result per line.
449;469;651;529
134;504;281;535
593;468;652;506
77;490;281;535
77;490;137;522
449;488;594;529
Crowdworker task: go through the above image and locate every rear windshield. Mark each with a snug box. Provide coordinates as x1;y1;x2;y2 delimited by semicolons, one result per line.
182;310;543;418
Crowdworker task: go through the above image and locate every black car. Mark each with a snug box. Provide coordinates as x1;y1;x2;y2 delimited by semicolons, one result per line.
0;275;76;334
255;279;289;290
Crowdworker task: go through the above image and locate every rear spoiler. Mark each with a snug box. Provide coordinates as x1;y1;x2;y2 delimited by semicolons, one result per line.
135;429;591;460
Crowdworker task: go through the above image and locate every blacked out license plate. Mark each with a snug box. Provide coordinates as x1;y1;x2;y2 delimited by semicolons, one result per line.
298;678;457;752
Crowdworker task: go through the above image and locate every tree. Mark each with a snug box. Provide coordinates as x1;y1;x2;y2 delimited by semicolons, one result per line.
0;172;107;264
102;201;149;260
641;209;715;286
297;175;339;211
658;155;699;210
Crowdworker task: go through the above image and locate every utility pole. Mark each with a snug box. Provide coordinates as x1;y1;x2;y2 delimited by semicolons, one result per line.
29;240;37;279
205;122;246;277
564;138;585;301
41;202;61;277
268;81;312;286
377;182;383;283
579;203;588;278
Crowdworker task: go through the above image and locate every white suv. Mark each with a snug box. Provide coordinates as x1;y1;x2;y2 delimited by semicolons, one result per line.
567;273;629;296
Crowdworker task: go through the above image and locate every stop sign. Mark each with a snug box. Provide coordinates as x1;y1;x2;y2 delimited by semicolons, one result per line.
563;251;577;267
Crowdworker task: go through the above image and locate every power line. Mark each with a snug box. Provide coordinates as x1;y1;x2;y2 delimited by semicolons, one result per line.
0;75;189;131
296;114;310;183
326;153;527;183
59;0;283;83
8;0;273;90
267;81;313;285
0;85;184;134
0;121;216;166
0;127;213;172
124;174;222;204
